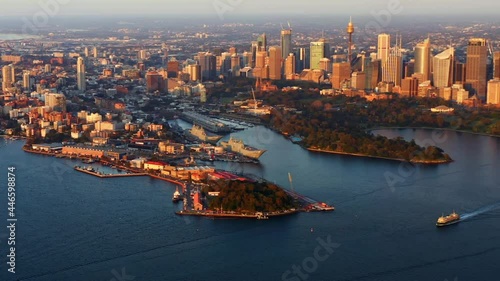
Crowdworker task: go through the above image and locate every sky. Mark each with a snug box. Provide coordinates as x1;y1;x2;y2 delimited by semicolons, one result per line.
1;0;499;17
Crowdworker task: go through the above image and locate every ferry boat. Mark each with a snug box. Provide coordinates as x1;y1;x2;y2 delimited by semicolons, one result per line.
185;124;223;144
436;211;460;227
220;137;266;159
172;187;183;203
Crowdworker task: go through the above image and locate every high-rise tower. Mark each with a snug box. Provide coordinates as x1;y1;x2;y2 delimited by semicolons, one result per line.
414;37;431;81
281;23;292;60
432;47;455;88
382;35;403;86
347;17;355;64
465;38;488;100
310;38;327;70
257;33;267;52
1;65;13;92
77;57;86;92
377;33;391;64
269;46;282;80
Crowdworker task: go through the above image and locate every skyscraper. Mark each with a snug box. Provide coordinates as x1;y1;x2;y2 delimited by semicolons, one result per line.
332;62;351;89
280;28;292;60
351;72;365;90
297;47;308;72
414;38;431;81
487;79;500;105
465;38;488;100
255;51;267;69
377;33;391;64
433;48;455;88
494;51;500;79
257;33;267;52
93;47;98;58
198;52;217;81
77;57;86;92
310;39;327;70
285;53;296;79
23;71;32;91
401;77;419;97
347;17;355;64
251;41;259;67
230;54;241;76
2;65;13;92
382;36;403;86
269;46;282;80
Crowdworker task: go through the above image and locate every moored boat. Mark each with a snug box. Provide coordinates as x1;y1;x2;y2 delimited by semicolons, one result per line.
172;187;183;203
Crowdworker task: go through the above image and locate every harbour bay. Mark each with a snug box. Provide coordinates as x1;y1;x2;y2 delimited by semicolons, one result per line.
0;127;499;281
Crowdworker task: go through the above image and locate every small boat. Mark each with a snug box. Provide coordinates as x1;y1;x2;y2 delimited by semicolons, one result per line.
172;187;183;203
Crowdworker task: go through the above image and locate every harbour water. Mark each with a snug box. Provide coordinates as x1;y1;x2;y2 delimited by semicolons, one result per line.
0;33;40;40
0;127;499;281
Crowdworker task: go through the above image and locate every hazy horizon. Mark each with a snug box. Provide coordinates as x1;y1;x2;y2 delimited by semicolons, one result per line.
1;0;499;17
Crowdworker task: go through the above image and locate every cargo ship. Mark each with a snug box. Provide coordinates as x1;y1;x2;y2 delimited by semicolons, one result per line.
436;211;460;227
220;137;266;159
185;124;223;144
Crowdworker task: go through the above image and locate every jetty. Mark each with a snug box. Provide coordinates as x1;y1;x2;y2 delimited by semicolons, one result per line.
74;166;147;178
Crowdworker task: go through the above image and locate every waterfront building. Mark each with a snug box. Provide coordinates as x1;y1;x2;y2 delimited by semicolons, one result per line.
465;38;488;101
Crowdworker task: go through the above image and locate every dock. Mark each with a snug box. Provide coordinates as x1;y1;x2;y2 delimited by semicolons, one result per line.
74;166;148;178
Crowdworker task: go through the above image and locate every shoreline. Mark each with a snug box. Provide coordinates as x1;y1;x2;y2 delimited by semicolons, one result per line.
306;148;452;164
175;209;301;219
368;126;500;138
21;145;323;219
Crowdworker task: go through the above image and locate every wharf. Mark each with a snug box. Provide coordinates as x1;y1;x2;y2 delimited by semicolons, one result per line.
74;166;147;178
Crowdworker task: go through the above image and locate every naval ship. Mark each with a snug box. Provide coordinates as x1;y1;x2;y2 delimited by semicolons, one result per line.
220;137;266;159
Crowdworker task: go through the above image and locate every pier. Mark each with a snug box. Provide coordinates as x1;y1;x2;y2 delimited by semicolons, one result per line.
74;166;148;178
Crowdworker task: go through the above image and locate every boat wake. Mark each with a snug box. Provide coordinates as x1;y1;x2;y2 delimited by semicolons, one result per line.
460;202;500;221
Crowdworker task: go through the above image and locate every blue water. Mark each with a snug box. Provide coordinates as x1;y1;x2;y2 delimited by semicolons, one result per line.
0;127;499;281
